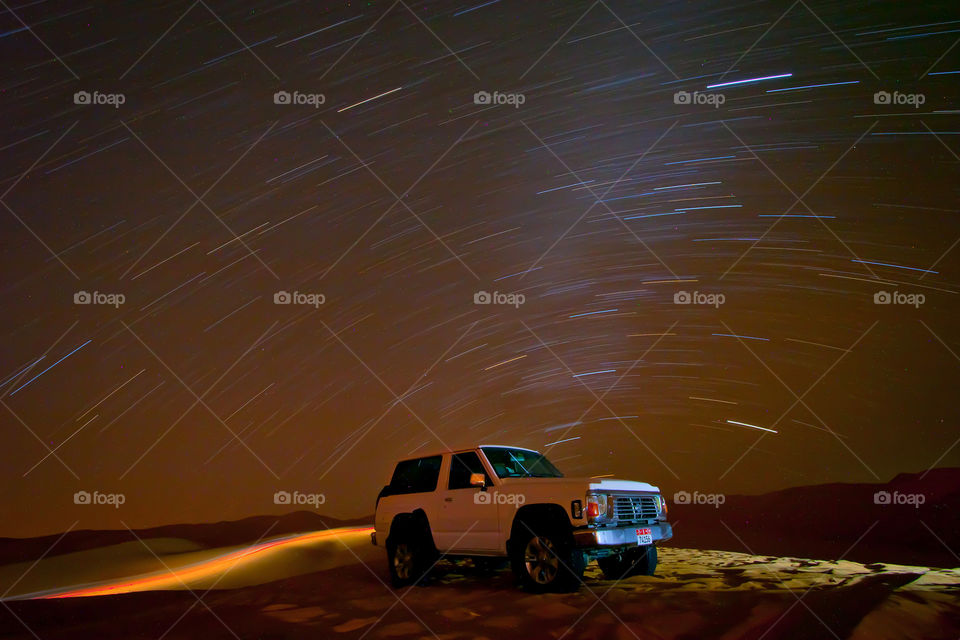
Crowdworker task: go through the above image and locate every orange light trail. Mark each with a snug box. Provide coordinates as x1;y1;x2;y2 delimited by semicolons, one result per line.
38;526;374;599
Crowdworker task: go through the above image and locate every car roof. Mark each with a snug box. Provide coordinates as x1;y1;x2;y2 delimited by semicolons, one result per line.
480;444;542;453
396;444;542;462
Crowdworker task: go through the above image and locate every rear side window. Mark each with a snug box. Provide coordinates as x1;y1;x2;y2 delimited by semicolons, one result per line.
388;455;442;494
448;451;492;489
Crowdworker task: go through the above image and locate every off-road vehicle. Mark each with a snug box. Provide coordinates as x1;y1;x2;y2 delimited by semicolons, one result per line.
372;445;672;592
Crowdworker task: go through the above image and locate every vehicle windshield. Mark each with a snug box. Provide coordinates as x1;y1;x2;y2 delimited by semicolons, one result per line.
481;447;564;478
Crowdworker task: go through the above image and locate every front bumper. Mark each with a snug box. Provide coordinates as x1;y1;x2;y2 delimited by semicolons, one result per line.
573;521;673;548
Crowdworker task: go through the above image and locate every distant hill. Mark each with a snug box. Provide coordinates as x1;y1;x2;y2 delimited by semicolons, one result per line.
2;469;958;569
0;512;371;565
662;468;960;568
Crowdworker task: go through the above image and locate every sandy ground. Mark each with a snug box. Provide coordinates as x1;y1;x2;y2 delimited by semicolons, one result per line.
1;526;958;639
0;527;375;598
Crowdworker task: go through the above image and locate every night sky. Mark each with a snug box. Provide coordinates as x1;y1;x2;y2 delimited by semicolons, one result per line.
1;0;958;538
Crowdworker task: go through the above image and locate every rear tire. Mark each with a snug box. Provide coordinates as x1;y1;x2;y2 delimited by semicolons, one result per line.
510;523;585;592
387;520;436;588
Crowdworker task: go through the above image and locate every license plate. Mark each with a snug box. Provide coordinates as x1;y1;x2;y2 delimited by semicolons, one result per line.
636;528;652;545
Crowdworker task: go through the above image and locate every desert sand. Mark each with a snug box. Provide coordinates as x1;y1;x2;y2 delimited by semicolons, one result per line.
1;523;958;639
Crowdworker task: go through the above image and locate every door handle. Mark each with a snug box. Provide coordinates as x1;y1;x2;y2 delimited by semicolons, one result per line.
444;497;453;502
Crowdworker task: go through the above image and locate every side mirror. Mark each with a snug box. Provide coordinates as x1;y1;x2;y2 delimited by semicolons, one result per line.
469;473;486;490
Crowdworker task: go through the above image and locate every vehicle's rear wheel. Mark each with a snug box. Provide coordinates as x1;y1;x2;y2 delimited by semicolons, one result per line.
510;524;585;592
598;545;658;580
387;522;435;588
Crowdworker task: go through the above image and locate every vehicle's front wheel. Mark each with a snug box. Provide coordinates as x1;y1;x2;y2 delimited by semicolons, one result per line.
510;525;585;592
598;544;658;580
387;526;435;588
632;544;657;576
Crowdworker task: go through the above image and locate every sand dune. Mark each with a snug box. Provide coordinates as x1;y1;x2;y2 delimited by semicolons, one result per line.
2;526;376;599
1;526;958;639
663;467;960;568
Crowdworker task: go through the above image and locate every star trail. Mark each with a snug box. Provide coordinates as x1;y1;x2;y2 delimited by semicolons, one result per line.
0;0;957;538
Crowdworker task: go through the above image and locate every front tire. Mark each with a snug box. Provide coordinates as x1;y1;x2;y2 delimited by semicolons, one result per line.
598;545;658;580
633;544;657;576
510;524;585;592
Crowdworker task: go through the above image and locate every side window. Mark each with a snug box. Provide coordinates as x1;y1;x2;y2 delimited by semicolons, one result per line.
389;455;442;494
448;451;491;490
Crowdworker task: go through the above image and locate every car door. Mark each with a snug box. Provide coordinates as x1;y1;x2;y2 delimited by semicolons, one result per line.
435;451;500;551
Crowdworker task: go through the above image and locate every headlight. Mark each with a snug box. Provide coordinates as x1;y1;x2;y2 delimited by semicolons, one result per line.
586;493;608;522
658;495;668;517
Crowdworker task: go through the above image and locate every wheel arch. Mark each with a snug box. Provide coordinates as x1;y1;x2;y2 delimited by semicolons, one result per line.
507;502;573;553
386;508;437;551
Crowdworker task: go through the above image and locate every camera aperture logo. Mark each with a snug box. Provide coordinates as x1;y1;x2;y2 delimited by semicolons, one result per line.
673;90;725;108
874;291;924;308
274;90;326;108
873;91;924;108
74;90;126;108
873;490;925;508
74;291;125;308
474;490;525;505
273;490;326;508
474;290;525;308
674;290;725;308
473;90;526;108
74;490;125;508
673;490;725;508
274;291;325;308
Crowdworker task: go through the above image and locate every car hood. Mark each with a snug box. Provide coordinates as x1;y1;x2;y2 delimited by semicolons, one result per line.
499;476;660;493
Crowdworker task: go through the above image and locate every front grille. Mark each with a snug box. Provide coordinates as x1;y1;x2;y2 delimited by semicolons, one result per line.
613;495;659;521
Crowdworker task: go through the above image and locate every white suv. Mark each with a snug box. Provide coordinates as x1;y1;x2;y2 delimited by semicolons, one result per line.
372;445;672;592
